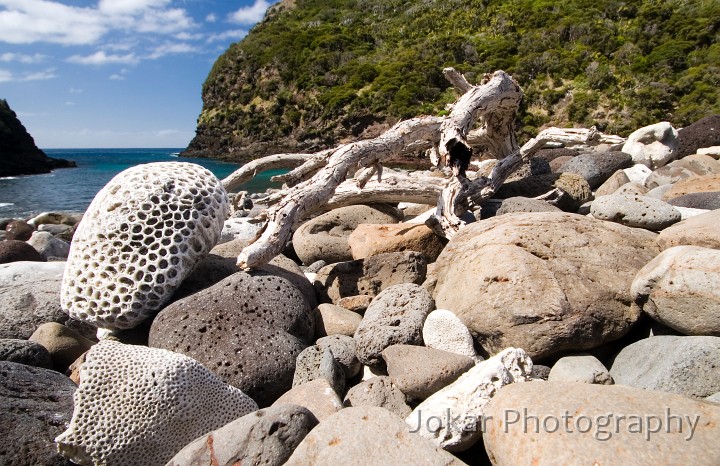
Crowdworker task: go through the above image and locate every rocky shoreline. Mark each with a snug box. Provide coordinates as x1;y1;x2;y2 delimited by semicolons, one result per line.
1;116;720;465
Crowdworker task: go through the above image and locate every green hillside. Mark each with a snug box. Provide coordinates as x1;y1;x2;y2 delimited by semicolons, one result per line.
184;0;720;162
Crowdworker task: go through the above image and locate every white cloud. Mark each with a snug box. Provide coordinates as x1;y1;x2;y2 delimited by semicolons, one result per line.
0;66;56;82
0;68;12;82
146;42;199;59
0;0;196;45
175;32;203;41
207;29;248;43
229;0;269;26
109;74;125;80
69;87;83;93
24;68;57;80
68;51;139;65
205;13;217;23
0;52;47;63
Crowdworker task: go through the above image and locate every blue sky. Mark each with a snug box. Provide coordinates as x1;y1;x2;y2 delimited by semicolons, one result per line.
0;0;271;148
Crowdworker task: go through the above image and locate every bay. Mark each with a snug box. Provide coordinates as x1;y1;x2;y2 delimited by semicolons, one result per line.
0;148;284;219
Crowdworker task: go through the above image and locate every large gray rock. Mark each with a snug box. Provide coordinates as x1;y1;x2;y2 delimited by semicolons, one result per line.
314;303;362;338
343;376;412;418
0;338;53;369
314;251;427;304
166;404;317;466
645;154;720;189
591;194;681;231
632;246;720;336
667;191;720;210
293;205;400;265
433;212;659;359
610;336;720;398
354;284;434;368
149;272;314;407
27;231;70;260
0;261;95;340
676;114;720;158
657;209;720;250
284;407;464;466
29;322;94;372
383;344;475;399
483;381;720;466
594;169;630;197
0;361;76;466
548;354;613;385
558;151;633;189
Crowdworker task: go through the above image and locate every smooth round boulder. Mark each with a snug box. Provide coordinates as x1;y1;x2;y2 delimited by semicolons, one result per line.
27;231;70;260
29;322;94;372
631;246;720;336
558;150;633;189
610;335;720;398
590;194;681;230
293;205;400;265
663;173;720;201
149;271;314;407
343;376;412;418
548;354;613;385
272;378;344;422
667;191;720;210
348;223;446;262
354;283;434;368
432;212;660;360
495;197;561;216
495;172;592;212
483;381;720;465
4;220;34;241
0;239;45;263
284;407;463;466
0;361;76;466
621;121;679;169
656;209;720;250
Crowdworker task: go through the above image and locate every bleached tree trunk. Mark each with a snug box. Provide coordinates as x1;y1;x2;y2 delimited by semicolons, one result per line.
237;115;442;269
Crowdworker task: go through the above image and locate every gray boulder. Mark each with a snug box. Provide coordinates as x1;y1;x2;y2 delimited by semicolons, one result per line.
558;151;633;189
548;354;613;385
657;209;720;250
27;231;70;260
166;404;317;466
343;376;412;418
354;284;434;368
591;193;681;230
284;407;463;466
0;240;45;263
0;339;53;369
495;197;561;216
292;346;345;396
495;172;592;212
667;191;720;210
272;378;344;422
383;344;475;399
610;335;720;398
149;271;314;407
0;362;76;466
316;334;361;379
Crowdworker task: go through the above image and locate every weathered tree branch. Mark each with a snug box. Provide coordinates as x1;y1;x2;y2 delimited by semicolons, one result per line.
269;148;336;187
237;115;443;269
221;152;314;192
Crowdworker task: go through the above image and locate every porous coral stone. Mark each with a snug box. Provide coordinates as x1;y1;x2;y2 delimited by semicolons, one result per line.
55;340;257;466
61;162;228;330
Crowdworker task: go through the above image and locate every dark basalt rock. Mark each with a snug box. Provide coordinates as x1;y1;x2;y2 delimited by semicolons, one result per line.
149;271;314;407
0;240;45;263
676;114;720;158
0;99;75;177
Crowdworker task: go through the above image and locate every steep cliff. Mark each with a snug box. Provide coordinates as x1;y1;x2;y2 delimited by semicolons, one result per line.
0;99;76;177
184;0;720;163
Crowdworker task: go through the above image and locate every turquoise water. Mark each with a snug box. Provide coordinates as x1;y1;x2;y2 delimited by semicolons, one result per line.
0;148;285;219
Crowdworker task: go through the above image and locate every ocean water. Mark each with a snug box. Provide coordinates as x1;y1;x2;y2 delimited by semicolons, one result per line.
0;148;285;219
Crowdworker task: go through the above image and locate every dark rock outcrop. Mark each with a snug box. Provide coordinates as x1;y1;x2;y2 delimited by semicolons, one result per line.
0;99;75;177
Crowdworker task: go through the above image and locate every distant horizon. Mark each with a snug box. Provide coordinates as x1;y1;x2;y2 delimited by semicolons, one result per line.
1;0;271;148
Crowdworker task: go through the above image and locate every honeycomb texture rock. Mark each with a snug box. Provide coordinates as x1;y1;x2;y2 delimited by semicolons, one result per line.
55;340;257;466
61;162;228;330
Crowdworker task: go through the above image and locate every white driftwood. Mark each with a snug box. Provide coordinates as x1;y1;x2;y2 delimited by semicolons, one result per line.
327;174;448;210
237;115;443;269
221;152;314;192
269;148;336;187
532;126;626;149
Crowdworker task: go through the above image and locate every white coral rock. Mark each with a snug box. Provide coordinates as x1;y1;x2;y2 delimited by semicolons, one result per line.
406;347;533;452
622;121;679;170
61;162;228;331
423;309;482;362
55;340;257;466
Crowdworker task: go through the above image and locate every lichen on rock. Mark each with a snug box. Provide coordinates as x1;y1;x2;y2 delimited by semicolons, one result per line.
61;162;228;331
